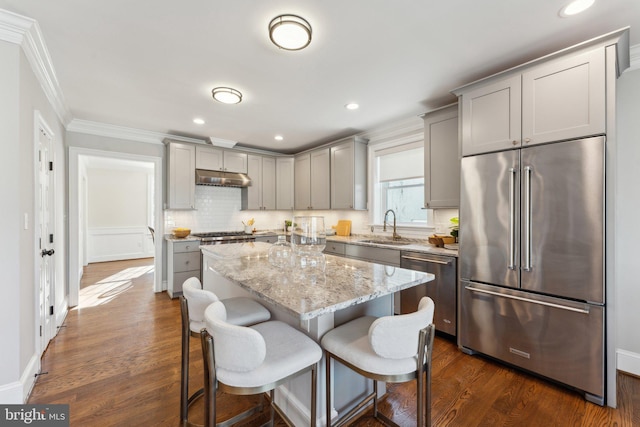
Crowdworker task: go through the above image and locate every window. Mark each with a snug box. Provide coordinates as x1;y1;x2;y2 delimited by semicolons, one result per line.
372;140;432;226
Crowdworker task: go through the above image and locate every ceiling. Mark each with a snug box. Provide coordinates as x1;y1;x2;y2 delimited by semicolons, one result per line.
1;1;639;153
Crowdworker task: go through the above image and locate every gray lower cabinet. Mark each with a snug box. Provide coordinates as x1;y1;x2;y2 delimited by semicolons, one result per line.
324;241;346;256
344;244;400;267
167;239;201;298
254;235;278;244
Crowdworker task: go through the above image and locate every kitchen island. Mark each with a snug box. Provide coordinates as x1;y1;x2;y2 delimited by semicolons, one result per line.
201;242;434;426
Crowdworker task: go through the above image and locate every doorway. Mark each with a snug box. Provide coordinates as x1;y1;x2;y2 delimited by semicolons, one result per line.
68;147;163;307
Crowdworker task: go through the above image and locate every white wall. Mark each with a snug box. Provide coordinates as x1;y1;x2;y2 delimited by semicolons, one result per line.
0;39;66;403
615;67;640;374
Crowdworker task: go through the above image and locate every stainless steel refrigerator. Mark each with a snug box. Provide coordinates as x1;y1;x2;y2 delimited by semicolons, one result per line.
459;135;605;405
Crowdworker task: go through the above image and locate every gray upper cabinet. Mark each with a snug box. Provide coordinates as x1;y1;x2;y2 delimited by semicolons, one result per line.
521;47;605;145
195;146;248;173
294;148;330;210
460;75;521;156
330;137;368;210
458;45;606;156
276;157;295;210
242;154;276;210
423;105;459;208
167;142;195;209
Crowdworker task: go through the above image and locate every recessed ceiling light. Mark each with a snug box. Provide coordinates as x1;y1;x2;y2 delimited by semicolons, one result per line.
193;118;205;125
559;0;595;17
274;135;284;141
212;87;243;104
345;103;359;110
269;14;312;51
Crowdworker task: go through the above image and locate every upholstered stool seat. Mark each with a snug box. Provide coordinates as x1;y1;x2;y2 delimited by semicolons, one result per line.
180;277;271;426
321;297;435;427
202;301;322;427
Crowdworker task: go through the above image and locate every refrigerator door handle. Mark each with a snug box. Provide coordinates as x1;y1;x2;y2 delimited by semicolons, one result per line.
464;285;590;314
523;165;532;272
508;167;517;270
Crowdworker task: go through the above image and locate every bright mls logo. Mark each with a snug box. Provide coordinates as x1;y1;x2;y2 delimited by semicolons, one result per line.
1;405;69;426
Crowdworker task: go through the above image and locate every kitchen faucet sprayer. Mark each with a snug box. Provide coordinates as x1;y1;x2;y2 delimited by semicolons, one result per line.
383;209;401;240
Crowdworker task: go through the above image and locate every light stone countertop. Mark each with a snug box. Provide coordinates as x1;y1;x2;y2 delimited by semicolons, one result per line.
201;242;434;321
326;235;459;257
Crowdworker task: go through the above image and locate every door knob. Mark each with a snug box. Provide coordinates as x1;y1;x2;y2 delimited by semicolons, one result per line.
41;249;55;257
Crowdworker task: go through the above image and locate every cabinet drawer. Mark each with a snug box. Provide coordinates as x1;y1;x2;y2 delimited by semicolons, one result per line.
173;252;201;273
324;241;346;256
173;240;200;253
345;245;400;266
255;235;277;244
173;271;201;294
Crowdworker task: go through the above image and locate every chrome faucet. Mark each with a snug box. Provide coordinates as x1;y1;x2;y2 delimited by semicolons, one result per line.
383;209;401;240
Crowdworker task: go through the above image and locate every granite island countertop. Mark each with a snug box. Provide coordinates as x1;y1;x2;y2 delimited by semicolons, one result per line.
201;242;434;321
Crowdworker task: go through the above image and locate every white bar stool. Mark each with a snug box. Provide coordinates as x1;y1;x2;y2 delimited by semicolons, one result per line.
201;300;322;427
321;296;435;427
180;277;271;426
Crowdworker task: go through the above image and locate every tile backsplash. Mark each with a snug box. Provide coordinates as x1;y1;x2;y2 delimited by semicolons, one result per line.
164;185;458;239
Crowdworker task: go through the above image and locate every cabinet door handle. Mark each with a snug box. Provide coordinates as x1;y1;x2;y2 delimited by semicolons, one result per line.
524;138;531;144
512;140;518;146
401;255;451;265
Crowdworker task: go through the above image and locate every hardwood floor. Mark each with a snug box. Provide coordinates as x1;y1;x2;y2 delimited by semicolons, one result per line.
29;258;640;426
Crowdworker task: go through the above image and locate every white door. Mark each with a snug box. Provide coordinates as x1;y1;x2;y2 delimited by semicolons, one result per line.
37;124;55;354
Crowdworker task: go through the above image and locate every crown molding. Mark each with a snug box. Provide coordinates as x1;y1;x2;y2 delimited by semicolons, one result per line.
0;9;72;126
67;119;206;145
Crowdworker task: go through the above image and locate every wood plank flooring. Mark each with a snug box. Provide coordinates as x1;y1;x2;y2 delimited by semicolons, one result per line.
29;258;640;426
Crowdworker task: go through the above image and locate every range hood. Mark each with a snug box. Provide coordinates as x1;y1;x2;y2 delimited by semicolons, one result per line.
195;169;252;187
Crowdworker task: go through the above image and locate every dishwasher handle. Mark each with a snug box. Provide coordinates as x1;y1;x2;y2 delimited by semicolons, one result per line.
401;255;452;265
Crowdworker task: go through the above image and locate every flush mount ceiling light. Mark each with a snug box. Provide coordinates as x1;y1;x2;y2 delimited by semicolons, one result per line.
212;87;243;104
345;103;359;110
559;0;595;17
274;135;284;141
269;14;312;51
193;118;205;125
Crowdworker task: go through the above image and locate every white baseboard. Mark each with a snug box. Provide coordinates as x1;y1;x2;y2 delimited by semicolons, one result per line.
20;353;40;402
617;349;640;377
0;381;22;404
0;353;40;404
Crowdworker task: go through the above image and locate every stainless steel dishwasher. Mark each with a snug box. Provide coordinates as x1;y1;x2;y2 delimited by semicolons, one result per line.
400;251;457;336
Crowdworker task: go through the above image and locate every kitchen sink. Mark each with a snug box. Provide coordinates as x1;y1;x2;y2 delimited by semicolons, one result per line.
358;239;412;246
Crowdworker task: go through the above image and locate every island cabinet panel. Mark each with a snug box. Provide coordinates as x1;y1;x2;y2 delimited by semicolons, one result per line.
459;45;606;156
167;142;195;209
423;104;460;208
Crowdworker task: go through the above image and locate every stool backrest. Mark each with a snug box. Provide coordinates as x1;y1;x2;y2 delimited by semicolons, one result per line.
369;296;434;359
204;301;266;372
183;277;219;324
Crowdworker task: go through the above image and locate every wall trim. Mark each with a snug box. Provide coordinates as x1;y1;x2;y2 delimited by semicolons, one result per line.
0;9;72;126
617;349;640;377
0;353;41;403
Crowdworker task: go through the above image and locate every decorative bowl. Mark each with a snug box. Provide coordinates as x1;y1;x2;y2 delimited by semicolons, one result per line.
173;228;191;238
